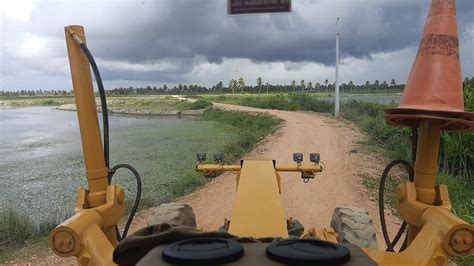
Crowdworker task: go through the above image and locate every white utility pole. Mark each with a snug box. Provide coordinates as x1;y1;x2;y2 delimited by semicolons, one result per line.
335;17;340;116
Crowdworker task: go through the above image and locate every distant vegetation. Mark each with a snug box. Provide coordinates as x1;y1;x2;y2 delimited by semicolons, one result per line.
2;77;473;97
0;77;415;98
105;96;213;111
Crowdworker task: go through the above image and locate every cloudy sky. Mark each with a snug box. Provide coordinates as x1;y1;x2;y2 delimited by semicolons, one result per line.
0;0;473;91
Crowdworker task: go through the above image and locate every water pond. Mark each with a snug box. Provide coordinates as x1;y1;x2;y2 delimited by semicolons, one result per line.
0;107;238;223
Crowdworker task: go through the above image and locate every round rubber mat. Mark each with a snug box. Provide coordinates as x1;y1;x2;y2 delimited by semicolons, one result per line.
266;238;350;265
162;237;244;264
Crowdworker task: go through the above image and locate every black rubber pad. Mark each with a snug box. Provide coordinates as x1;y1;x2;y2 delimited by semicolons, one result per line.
162;237;244;265
266;239;350;265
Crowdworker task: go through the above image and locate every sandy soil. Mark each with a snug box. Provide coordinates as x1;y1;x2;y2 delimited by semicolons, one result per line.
9;102;401;264
179;103;401;244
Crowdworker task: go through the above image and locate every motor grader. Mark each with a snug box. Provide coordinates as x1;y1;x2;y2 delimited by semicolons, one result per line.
49;0;473;264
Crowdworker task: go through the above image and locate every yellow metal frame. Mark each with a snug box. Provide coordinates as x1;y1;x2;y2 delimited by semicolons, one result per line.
195;119;473;265
363;119;474;264
197;160;323;238
50;25;473;265
48;26;124;265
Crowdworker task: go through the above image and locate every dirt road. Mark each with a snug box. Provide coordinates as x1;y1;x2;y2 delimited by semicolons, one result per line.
10;102;400;264
180;103;401;247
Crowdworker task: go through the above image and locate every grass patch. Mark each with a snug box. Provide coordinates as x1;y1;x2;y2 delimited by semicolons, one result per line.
202;108;283;162
200;93;333;112
188;100;212;110
0;209;35;247
239;93;333;113
437;175;474;224
341;100;412;160
0;95;213;111
172;171;205;197
0;97;74;107
361;170;409;216
108;97;212;111
41;99;57;106
171;108;282;197
0;207;72;260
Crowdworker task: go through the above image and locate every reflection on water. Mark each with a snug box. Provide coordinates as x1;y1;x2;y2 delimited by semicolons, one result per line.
0;107;237;223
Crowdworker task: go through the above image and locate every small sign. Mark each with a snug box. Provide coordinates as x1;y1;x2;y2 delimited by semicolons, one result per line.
228;0;291;15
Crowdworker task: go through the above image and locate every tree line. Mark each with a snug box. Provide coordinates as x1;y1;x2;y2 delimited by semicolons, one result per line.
2;77;474;97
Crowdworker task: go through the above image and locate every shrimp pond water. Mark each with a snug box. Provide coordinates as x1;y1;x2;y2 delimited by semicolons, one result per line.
0;107;238;224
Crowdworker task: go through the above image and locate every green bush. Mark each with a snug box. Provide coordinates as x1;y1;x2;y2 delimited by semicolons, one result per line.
172;171;205;197
184;95;202;99
237;93;332;113
36;209;72;236
0;207;71;251
203;108;282;163
0;209;35;247
171;108;282;197
341;100;412;160
440;85;474;178
189;100;212;110
41;99;56;106
441;133;474;178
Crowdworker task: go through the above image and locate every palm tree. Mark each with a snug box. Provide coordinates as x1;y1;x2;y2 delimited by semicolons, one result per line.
228;79;236;94
390;79;396;93
291;80;296;92
324;79;329;94
265;82;270;94
374;80;380;94
348;81;354;94
300;80;306;92
307;82;313;92
257;77;263;94
365;81;370;93
238;77;245;93
382;81;388;93
315;82;321;93
215;81;223;92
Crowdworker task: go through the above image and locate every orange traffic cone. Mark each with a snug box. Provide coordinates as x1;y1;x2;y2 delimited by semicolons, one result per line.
385;0;474;132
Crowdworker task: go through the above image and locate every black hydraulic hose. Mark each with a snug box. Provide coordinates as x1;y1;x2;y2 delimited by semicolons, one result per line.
379;159;413;252
78;43;110;167
77;41;141;241
108;164;142;240
379;126;418;252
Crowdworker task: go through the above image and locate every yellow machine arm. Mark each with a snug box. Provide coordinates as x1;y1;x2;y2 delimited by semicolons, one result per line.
196;156;324;238
48;25;125;266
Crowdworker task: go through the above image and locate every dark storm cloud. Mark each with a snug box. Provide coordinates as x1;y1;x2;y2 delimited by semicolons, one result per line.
55;0;472;66
1;0;473;89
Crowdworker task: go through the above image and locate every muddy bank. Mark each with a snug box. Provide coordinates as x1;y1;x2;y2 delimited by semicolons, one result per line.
57;103;205;115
